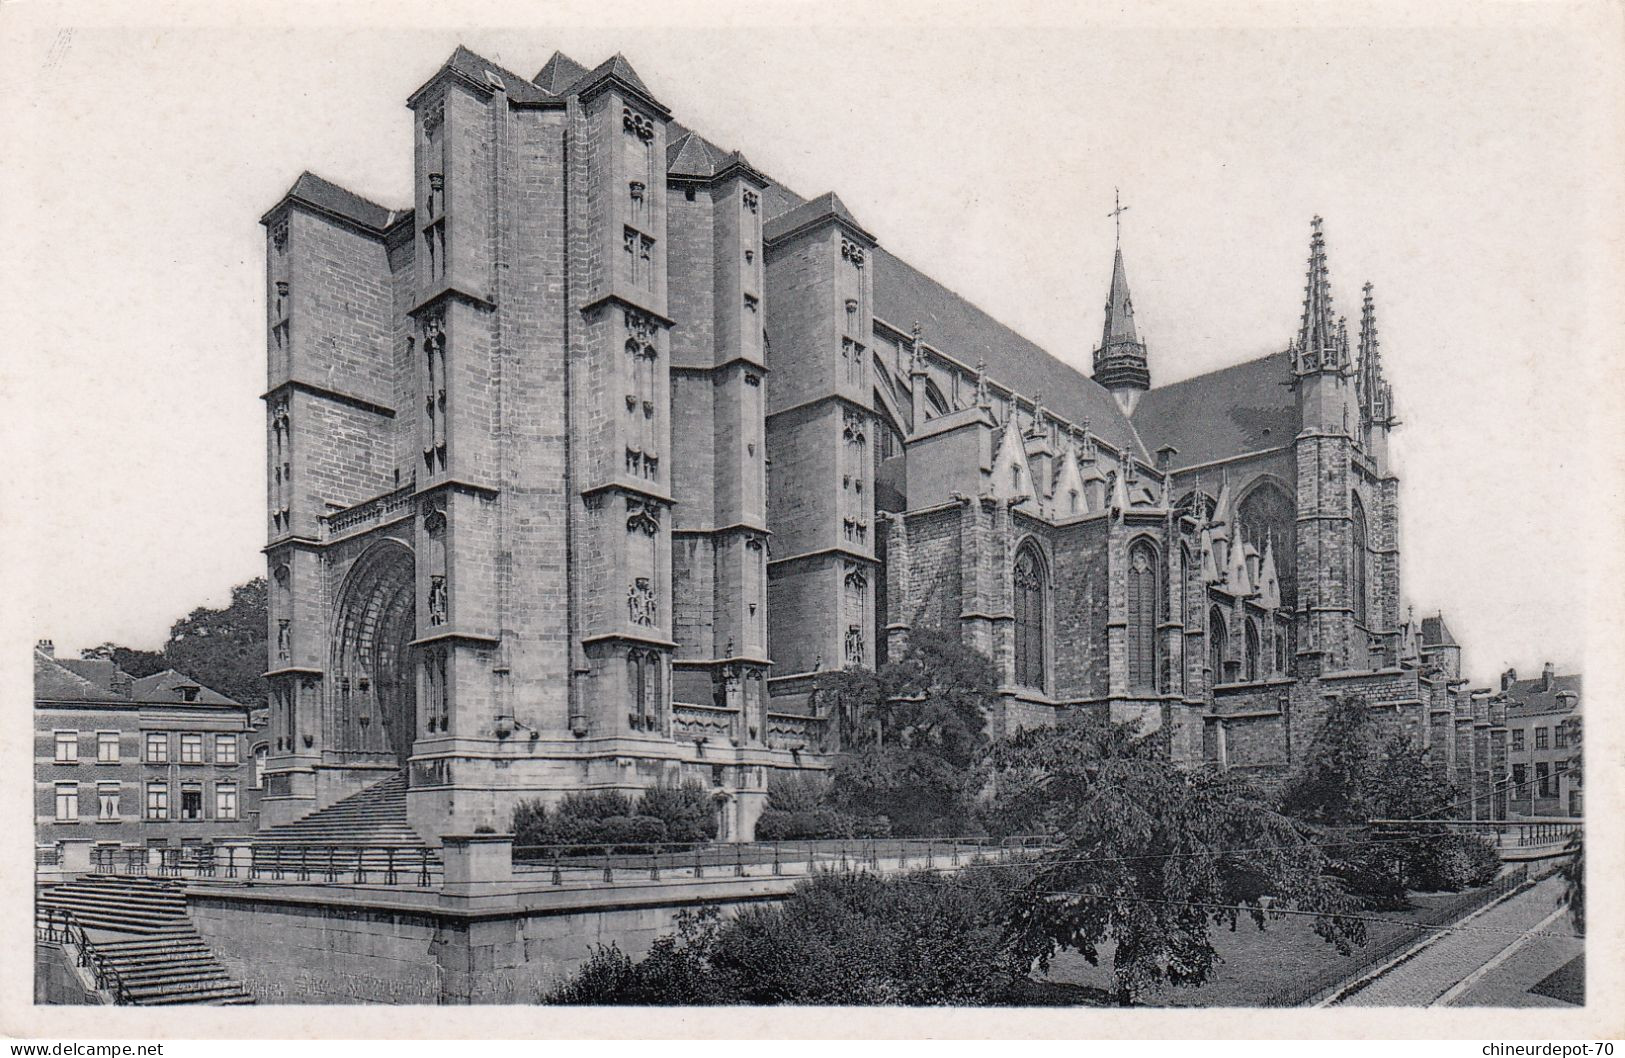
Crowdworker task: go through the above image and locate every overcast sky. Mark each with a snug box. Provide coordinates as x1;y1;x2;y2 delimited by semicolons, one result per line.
5;3;1619;686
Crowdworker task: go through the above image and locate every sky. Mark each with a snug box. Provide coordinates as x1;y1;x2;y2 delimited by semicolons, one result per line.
4;2;1619;686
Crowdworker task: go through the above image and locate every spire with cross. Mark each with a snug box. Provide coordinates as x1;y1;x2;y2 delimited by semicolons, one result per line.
1108;187;1130;247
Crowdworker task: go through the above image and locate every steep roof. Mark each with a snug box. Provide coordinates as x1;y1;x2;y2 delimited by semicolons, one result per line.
271;171;404;232
440;45;555;105
533;50;591;94
1131;351;1298;471
872;248;1147;461
763;191;873;244
133;669;242;707
35;652;121;703
1504;673;1582;718
1420;614;1459;648
577;52;653;97
667;130;724;179
1101;247;1139;346
55;657;123;694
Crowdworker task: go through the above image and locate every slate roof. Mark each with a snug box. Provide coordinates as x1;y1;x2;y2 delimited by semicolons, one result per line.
440;45;555;105
873;247;1147;461
35;653;120;703
1504;673;1581;718
763;191;874;244
272;172;404;232
1420;614;1459;648
1131;351;1298;471
667;131;725;179
575;52;654;98
34;650;242;708
533;50;591;94
133;669;242;707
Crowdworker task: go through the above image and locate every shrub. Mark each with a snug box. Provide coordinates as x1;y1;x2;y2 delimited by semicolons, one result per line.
765;773;833;813
636;781;717;845
1404;831;1501;892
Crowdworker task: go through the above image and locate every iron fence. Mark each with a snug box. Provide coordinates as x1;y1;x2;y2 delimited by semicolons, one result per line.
510;835;1048;887
34;906;133;1005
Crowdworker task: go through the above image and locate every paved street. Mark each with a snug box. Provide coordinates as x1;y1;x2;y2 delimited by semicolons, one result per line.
1336;874;1580;1006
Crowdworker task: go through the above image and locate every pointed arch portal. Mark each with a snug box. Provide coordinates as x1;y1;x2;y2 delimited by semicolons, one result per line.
331;541;418;767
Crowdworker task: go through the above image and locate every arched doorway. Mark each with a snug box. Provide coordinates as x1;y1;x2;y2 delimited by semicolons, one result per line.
331;541;417;767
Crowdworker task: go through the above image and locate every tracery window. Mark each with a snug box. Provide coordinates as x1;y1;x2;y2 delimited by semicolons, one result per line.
1127;539;1158;692
1351;493;1369;628
1244;618;1261;682
1013;542;1046;690
1209;606;1229;685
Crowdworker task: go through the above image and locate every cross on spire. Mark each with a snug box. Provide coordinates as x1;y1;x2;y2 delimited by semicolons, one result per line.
1108;188;1131;247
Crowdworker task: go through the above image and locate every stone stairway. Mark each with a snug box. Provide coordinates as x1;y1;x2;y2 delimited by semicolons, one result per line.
251;772;441;880
36;876;254;1005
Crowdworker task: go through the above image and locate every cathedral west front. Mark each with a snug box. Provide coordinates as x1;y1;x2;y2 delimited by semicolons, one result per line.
259;47;1507;843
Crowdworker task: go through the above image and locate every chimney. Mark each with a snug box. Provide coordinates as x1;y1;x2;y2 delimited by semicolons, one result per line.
110;672;133;699
1500;667;1517;691
1156;445;1179;472
1542;661;1555;692
36;639;54;657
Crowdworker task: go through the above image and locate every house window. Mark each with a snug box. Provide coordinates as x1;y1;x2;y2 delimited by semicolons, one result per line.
98;783;121;821
146;732;168;763
215;734;238;765
1554;724;1568;750
97;731;120;763
1535;727;1548;750
146;782;169;820
180;733;204;764
1535;762;1550;797
55;782;80;822
180;784;203;821
1013;542;1046;691
1512;763;1527;793
1126;540;1158;692
215;782;238;821
1512;729;1524;752
55;731;79;764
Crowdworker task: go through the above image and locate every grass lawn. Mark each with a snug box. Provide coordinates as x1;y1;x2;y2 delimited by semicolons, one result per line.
1033;891;1464;1007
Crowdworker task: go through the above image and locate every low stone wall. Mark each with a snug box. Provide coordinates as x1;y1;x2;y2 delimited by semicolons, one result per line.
34;943;100;1005
187;876;793;1004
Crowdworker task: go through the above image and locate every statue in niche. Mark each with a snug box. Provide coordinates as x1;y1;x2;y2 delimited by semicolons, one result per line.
428;575;448;626
628;577;656;626
276;620;291;663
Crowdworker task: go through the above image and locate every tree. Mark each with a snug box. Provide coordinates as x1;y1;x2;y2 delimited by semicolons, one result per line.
989;712;1367;1005
809;626;1000;835
79;642;168;678
162;578;269;707
541;871;1026;1006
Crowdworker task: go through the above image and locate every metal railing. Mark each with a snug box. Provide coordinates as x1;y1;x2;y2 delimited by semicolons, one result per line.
510;835;1048;887
1368;818;1582;850
35;907;133;1005
87;844;441;887
1253;865;1533;1007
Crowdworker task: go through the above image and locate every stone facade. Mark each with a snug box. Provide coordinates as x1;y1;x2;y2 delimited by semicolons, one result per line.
263;47;1505;844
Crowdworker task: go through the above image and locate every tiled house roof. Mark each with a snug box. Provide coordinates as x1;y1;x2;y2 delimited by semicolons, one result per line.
1132;351;1299;471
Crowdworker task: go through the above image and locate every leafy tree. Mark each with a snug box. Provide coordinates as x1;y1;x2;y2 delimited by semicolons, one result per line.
162;578;270;707
1279;695;1459;824
541;871;1025;1006
810;626;1000;835
988;713;1367;1005
79;643;168;679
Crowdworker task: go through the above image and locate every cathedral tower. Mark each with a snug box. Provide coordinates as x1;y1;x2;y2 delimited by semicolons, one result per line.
1091;245;1150;415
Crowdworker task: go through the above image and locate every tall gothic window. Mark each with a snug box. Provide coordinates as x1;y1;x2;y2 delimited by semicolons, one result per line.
1127;539;1158;692
1351;493;1369;628
1237;482;1295;611
1013;542;1046;691
1244;618;1261;682
1209;606;1228;685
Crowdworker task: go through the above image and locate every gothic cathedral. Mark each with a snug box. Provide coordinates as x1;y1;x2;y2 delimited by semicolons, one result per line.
260;48;1507;842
